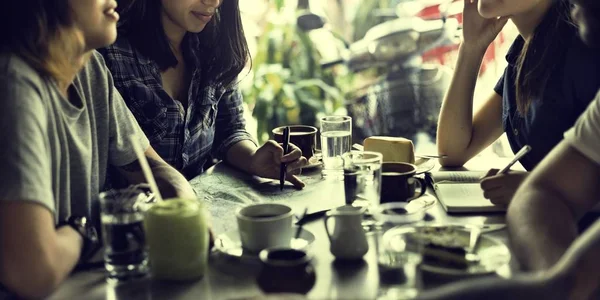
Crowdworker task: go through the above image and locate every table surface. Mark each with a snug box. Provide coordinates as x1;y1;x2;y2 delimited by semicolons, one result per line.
50;156;519;300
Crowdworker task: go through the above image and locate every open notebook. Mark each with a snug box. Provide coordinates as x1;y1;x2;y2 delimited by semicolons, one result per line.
430;171;507;213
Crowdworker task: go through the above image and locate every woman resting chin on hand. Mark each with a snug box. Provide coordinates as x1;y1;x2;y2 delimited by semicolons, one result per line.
437;0;600;203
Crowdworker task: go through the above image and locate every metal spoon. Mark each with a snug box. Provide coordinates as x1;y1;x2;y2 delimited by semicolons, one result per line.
465;227;482;263
416;154;448;159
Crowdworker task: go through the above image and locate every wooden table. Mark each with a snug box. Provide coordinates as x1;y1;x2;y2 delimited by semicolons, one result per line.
49;156;517;300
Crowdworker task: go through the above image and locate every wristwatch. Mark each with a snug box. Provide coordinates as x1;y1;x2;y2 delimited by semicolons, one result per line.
57;216;101;263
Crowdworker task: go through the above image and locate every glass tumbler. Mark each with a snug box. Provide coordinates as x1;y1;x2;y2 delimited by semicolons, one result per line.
320;116;352;179
342;151;383;208
376;226;423;299
99;186;153;283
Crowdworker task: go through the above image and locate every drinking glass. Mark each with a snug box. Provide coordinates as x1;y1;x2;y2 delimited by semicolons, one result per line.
320;116;352;179
342;151;383;208
376;226;423;299
99;186;153;283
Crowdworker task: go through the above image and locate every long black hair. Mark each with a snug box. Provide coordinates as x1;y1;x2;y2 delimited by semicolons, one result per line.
515;0;576;114
116;0;249;88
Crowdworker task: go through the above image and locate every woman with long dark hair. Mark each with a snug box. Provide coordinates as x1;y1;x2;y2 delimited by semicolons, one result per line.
436;0;600;204
100;0;307;185
0;0;196;298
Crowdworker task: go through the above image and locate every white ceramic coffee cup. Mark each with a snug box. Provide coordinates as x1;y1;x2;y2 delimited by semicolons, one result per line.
236;203;294;253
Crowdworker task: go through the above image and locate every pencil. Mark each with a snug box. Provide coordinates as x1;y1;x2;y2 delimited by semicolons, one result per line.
498;145;532;175
280;126;291;191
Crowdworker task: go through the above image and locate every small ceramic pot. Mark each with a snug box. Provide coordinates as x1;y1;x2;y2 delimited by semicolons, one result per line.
257;248;316;295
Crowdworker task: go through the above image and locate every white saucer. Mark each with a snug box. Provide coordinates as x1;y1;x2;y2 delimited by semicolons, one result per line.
212;227;315;261
415;157;436;174
302;156;323;170
300;153;434;172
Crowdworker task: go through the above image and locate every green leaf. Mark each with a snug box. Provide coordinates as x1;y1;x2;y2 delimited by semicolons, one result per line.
295;88;324;111
274;0;285;11
296;79;344;104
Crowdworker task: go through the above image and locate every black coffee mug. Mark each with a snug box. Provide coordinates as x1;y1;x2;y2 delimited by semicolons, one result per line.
273;125;318;160
381;162;426;203
257;248;316;295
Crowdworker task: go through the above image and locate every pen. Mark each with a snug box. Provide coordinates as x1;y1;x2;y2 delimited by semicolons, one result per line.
498;145;531;175
280;126;291;191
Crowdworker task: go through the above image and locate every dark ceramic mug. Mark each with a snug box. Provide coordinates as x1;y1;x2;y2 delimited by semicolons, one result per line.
273;125;318;160
257;248;316;295
381;162;426;203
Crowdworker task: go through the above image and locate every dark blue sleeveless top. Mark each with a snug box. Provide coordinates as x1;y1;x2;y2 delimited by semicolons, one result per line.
494;3;600;171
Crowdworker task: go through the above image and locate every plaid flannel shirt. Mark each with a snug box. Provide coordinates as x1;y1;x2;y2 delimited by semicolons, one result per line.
99;35;255;179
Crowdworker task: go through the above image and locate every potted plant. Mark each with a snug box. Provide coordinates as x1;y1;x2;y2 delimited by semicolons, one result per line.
242;1;347;143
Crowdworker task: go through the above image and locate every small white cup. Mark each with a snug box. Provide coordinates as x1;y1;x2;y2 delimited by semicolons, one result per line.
236;203;294;253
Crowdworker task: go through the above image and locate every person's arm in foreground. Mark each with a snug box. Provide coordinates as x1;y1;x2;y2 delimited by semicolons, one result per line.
508;142;600;271
0;203;82;299
437;0;508;167
417;217;600;300
0;76;82;298
0;148;196;300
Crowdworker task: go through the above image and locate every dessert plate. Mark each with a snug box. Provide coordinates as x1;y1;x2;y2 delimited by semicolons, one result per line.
383;224;511;277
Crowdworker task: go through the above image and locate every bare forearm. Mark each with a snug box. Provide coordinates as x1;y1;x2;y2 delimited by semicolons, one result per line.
225;140;258;174
150;161;196;200
417;274;564;300
508;188;578;271
437;45;486;163
51;227;83;285
1;227;82;299
551;220;600;300
117;148;196;200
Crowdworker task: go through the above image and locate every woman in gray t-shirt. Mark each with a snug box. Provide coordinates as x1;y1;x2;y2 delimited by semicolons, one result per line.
0;0;196;298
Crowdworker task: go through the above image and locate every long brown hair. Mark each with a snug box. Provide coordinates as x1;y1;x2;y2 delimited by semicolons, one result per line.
116;0;250;88
514;0;575;114
0;0;85;88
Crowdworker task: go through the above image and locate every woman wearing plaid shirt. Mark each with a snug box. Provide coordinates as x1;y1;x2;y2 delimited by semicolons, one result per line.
99;0;307;187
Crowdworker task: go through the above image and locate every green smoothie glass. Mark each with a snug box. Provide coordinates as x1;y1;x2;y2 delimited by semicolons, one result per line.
144;198;210;281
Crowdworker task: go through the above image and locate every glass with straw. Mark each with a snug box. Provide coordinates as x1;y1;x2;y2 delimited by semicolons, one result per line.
99;185;154;282
125;136;211;281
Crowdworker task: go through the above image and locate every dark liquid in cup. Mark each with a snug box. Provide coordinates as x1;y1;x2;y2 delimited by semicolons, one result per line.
383;208;408;215
102;214;147;266
252;214;280;219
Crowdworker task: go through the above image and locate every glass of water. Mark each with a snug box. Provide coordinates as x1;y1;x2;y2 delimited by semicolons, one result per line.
376;226;423;299
99;186;152;283
342;151;383;208
320;116;352;179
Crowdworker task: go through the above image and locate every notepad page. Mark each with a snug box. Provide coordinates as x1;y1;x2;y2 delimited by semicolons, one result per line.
434;183;506;213
431;171;487;183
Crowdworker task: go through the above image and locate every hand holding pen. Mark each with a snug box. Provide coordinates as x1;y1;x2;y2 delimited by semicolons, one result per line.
480;145;532;205
280;126;291;191
246;127;307;189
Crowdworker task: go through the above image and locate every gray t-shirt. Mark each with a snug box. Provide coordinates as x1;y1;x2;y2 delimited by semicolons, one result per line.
564;90;600;164
0;51;149;225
